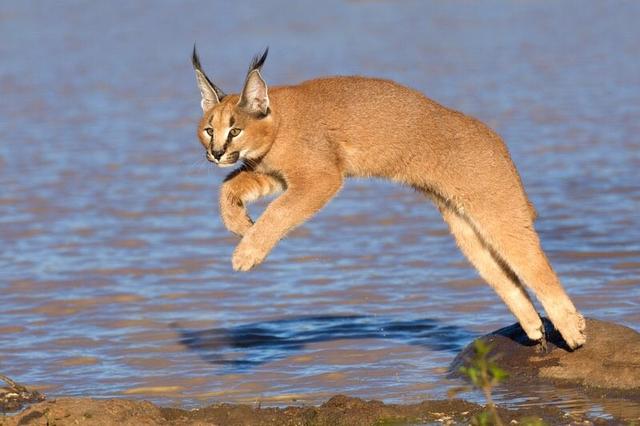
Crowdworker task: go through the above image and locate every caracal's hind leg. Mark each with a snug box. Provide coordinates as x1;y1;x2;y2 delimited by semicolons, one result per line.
476;214;586;349
439;207;545;343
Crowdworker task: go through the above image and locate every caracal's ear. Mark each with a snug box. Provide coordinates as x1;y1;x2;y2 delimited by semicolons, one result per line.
238;47;269;116
192;45;226;112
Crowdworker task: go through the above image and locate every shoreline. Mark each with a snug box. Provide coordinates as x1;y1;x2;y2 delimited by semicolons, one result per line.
3;394;616;425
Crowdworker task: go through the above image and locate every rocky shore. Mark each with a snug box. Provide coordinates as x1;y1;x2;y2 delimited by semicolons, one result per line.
4;318;639;425
2;394;610;426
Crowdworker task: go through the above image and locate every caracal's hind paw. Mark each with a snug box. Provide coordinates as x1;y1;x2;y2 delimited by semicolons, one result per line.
557;311;587;350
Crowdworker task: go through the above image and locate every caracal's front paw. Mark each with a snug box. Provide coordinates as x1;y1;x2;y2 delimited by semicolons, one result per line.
232;242;267;271
225;220;252;237
221;214;253;237
556;311;587;350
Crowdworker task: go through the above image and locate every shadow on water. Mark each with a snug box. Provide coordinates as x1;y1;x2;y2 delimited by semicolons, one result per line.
174;315;476;370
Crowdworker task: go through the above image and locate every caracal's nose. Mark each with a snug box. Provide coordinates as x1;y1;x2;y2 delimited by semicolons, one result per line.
212;149;224;160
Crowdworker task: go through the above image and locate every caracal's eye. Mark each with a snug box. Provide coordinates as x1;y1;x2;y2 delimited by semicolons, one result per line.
205;128;214;136
229;128;242;137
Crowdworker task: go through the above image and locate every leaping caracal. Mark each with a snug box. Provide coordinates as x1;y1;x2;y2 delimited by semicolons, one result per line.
191;47;586;350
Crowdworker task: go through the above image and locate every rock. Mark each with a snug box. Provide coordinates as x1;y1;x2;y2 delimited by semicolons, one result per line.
6;398;168;426
451;318;640;395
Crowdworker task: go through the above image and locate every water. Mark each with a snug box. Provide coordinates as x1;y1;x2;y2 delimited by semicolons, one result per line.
1;0;639;420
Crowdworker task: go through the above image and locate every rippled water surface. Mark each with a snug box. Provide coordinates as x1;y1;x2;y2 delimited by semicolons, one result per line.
1;0;639;420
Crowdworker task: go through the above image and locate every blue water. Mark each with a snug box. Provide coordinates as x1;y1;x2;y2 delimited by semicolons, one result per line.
1;0;639;420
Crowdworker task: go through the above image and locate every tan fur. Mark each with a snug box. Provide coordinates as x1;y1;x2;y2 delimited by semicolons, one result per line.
193;58;586;349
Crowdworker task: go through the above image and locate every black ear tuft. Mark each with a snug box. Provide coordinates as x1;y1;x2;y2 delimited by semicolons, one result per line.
192;44;202;71
192;43;226;102
247;47;269;74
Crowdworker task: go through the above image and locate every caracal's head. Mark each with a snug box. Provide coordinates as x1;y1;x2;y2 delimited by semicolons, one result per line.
192;46;275;168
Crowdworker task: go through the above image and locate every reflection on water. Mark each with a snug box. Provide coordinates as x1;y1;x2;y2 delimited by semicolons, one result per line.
1;0;639;422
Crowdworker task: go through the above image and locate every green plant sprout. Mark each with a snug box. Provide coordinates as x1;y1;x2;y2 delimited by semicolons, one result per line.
450;340;508;426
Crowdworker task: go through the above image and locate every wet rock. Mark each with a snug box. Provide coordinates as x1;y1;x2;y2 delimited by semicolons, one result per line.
452;318;640;394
